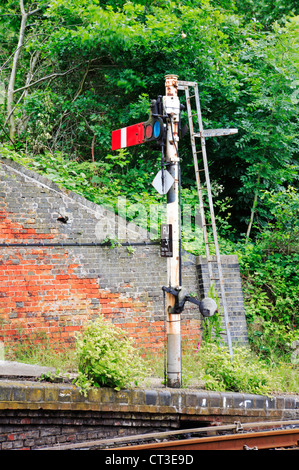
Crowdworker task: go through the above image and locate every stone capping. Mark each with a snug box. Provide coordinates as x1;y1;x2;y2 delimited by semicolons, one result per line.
0;380;298;421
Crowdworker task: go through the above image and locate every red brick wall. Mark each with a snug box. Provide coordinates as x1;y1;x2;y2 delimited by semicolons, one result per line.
0;239;199;353
0;161;201;355
0;206;161;350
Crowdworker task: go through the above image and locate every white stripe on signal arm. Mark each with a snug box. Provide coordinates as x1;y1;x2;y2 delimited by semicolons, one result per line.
121;128;127;148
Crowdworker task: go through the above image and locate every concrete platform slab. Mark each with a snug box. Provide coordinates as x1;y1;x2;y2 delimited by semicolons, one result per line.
0;360;56;378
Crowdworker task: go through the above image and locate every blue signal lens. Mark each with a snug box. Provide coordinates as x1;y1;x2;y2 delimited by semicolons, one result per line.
153;121;161;138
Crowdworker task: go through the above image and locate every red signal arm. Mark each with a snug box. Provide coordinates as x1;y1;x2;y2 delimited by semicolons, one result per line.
112;122;145;151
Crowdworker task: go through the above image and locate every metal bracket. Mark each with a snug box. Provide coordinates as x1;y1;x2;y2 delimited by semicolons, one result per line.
162;286;217;317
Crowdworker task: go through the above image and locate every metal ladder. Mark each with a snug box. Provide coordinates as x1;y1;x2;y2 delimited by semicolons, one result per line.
178;80;233;359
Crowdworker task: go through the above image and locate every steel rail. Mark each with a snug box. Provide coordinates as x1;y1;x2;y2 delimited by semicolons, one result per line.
40;420;299;451
119;428;299;451
112;428;299;451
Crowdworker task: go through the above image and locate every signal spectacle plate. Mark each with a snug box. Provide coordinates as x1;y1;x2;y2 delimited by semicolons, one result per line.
145;124;153;139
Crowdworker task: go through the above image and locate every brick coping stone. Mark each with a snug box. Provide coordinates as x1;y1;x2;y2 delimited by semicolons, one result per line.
0;378;298;421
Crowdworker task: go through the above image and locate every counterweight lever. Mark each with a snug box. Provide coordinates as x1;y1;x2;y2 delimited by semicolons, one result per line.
162;286;217;317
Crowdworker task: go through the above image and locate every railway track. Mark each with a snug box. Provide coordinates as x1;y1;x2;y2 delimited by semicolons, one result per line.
112;427;299;451
41;420;299;451
111;420;299;451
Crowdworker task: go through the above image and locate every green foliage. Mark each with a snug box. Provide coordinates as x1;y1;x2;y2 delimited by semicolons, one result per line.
0;144;160;211
259;187;299;254
201;284;225;344
238;187;299;361
246;317;298;363
232;0;299;25
200;343;276;395
241;249;298;327
1;0;298;232
74;316;148;395
159;341;299;394
5;327;77;372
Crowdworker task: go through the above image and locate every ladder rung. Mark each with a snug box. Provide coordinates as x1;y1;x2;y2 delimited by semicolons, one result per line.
192;133;203;139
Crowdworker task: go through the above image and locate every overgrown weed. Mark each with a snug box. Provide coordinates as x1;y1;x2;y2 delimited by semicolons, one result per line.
4;326;298;395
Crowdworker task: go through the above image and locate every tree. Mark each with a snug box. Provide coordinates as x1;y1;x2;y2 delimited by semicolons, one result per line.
1;0;79;143
3;1;45;140
0;0;298;236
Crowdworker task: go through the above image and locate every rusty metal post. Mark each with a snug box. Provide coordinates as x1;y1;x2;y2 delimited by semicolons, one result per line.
163;74;182;388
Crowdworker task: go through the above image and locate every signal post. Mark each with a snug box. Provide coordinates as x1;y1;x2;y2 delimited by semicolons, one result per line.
163;75;182;388
111;74;218;388
112;74;184;388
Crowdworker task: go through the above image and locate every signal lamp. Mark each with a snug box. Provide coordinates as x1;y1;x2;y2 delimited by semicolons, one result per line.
144;116;164;144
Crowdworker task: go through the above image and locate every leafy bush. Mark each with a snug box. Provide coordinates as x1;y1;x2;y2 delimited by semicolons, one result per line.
74;316;148;395
236;187;299;361
246;317;298;363
259;187;299;255
200;343;278;395
240;248;298;361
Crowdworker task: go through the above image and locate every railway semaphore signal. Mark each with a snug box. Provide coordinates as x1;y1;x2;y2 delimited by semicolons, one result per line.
111;75;237;387
112;97;166;150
